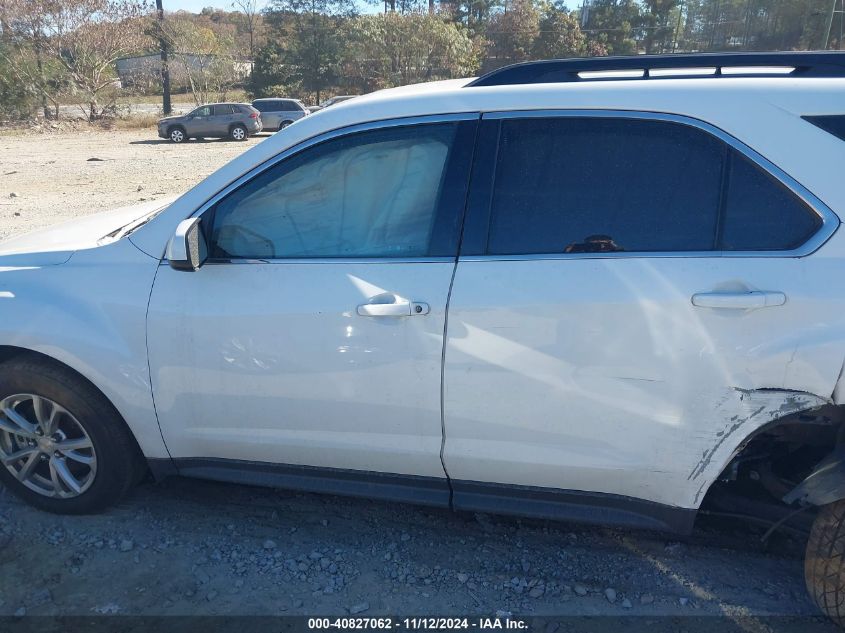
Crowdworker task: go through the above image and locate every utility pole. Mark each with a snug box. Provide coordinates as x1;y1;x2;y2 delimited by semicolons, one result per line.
155;0;172;115
823;0;837;49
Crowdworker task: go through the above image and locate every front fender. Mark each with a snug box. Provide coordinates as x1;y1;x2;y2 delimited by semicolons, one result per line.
0;239;169;459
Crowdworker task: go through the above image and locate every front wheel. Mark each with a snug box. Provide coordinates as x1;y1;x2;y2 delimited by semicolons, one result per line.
169;127;186;143
805;500;845;625
230;124;247;141
0;357;144;514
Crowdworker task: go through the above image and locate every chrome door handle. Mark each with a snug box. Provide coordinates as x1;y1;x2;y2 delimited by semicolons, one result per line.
691;291;786;309
357;302;430;317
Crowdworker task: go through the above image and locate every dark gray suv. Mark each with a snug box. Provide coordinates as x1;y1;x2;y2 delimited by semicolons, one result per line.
157;103;263;143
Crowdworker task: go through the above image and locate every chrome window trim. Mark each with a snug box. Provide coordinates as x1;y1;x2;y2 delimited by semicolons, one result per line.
479;109;840;259
189;257;457;266
185;112;480;265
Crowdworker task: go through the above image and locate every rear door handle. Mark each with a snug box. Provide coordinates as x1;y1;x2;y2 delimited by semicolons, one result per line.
357;302;430;317
691;291;786;309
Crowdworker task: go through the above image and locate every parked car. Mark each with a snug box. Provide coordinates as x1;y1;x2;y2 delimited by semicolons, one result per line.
320;95;356;108
4;51;845;625
157;103;262;142
251;98;309;131
308;96;356;114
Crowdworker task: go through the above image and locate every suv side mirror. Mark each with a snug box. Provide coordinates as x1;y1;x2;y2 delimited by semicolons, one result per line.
167;218;208;272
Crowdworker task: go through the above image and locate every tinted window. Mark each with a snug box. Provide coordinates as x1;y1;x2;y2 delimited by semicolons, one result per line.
212;104;234;116
485;117;824;255
192;106;211;117
253;100;299;112
252;101;274;113
487;118;725;254
720;151;822;250
210;124;458;259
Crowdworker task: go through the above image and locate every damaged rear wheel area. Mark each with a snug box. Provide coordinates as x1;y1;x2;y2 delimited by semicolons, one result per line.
701;404;845;624
806;500;845;626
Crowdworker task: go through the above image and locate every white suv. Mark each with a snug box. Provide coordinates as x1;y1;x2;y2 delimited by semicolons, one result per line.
2;52;845;622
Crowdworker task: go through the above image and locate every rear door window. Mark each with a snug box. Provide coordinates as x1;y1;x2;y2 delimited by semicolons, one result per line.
720;151;822;250
487;117;724;254
484;116;825;255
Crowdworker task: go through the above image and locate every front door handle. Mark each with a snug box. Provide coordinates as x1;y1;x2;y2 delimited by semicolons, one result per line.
357;302;430;317
691;291;786;309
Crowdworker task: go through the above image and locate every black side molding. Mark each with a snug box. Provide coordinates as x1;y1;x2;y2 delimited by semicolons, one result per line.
172;458;452;508
451;480;696;534
147;457;697;534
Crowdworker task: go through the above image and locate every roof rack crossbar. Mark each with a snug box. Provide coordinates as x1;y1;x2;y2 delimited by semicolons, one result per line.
467;52;845;87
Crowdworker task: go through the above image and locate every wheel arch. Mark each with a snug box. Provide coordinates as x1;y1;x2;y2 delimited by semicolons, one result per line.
0;346;147;460
700;396;845;516
0;343;167;473
167;124;186;138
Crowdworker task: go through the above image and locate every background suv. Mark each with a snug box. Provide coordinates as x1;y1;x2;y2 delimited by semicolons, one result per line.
251;98;309;131
157;103;262;142
4;51;845;625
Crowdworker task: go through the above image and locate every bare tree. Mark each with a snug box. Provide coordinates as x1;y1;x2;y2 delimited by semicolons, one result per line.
38;0;151;120
1;0;64;119
164;17;240;105
232;0;259;61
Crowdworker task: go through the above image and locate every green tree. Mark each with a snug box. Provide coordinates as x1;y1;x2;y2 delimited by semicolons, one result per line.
488;0;539;63
640;0;678;52
342;12;477;92
0;41;36;118
534;2;589;58
581;0;641;54
260;0;357;104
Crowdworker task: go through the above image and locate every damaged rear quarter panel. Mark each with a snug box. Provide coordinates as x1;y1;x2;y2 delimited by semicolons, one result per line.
686;388;829;505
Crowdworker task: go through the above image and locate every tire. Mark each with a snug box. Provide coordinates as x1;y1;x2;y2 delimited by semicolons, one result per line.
806;500;845;625
0;356;144;514
279;120;293;130
168;126;186;143
230;124;248;141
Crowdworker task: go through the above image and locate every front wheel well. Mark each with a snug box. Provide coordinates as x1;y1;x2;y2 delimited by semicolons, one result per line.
0;345;147;466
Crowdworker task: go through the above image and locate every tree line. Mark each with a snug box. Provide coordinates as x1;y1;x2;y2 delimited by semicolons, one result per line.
0;0;841;120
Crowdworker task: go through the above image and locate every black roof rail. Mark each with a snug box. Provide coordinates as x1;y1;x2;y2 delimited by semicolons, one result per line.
466;51;845;87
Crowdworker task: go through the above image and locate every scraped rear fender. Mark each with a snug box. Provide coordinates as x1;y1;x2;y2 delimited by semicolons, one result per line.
688;388;830;507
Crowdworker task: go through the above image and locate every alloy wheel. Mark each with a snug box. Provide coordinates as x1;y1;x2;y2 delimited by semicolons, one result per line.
0;394;97;498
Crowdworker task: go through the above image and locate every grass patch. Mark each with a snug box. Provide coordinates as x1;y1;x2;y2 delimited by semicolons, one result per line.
113;113;159;130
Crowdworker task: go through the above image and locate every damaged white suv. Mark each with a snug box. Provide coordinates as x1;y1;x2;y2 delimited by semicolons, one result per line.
2;51;845;622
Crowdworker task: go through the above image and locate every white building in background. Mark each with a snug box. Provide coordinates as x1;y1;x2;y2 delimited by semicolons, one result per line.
115;53;252;90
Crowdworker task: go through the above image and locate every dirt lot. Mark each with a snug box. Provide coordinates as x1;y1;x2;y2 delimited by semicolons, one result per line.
0;128;265;241
0;128;838;630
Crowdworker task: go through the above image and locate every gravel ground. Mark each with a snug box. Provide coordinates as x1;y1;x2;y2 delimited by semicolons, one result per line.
0;128;266;242
0;128;838;629
0;477;837;627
